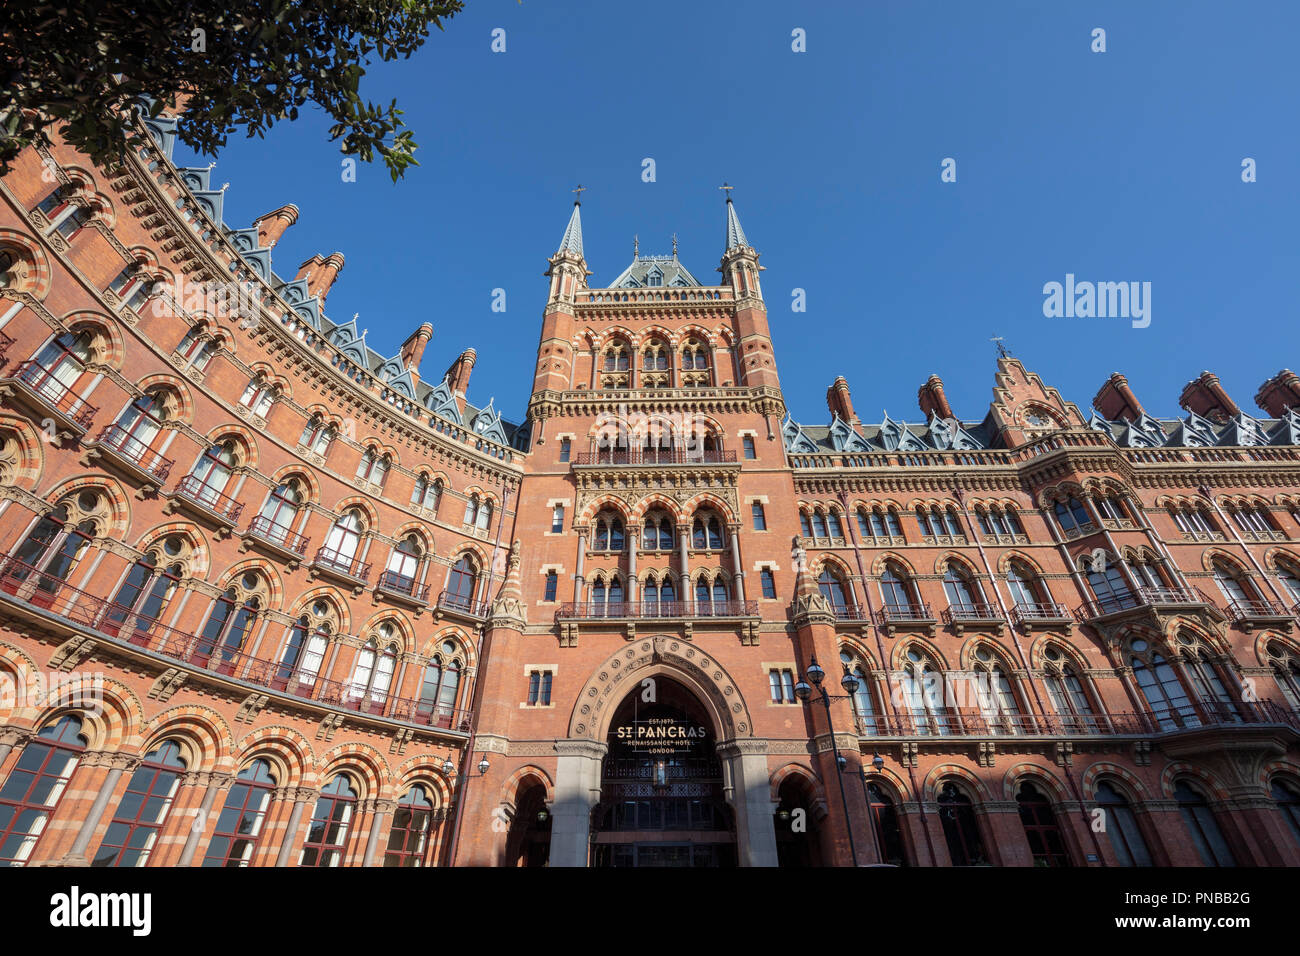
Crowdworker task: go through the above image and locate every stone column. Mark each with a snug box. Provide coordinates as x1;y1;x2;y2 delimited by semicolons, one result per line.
716;739;778;866
63;752;139;863
550;739;607;867
677;524;692;611
627;544;638;604
573;530;587;603
0;727;32;769
274;787;316;867
728;526;746;603
362;798;396;866
177;771;233;866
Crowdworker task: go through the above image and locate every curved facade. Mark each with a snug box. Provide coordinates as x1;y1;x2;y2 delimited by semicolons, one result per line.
2;112;1300;867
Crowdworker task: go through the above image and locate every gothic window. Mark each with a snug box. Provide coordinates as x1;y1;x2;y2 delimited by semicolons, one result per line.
462;494;492;531
419;649;463;727
1095;781;1152;866
92;740;186;867
1006;562;1046;609
256;478;304;541
355;446;389;487
600;341;631;390
0;715;88;866
239;374;279;417
817;566;850;614
841;650;879;734
1174;781;1236;866
299;415;335;457
111;387;175;464
446;555;479;607
811;510;828;539
1212;559;1258;608
275;610;331;693
1016;782;1070;867
641;339;670;388
642;512;674;550
900;647;951;736
176;324;217;371
202;759;276;867
971;645;1021;734
1275;561;1300;606
691;512;724;550
321;509;365;571
827;510;844;539
189;440;239;506
879;563;917;612
1129;639;1197;730
383;534;424;595
1271;778;1300;848
1041;645;1099;731
107;260;152;311
2;492;105;605
1265;641;1300;709
938;781;988;866
679;337;711;386
942;565;982;611
300;775;358;867
194;573;266;668
384;786;436;868
1085;556;1134;612
868;782;907;865
349;628;399;713
27;328;97;408
1227;501;1275;535
592;510;625;552
1053;495;1092;534
103;542;184;641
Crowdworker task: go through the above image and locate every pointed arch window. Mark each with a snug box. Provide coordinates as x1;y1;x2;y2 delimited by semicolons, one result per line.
411;474;442;512
1270;778;1300;848
1016;782;1070;867
937;782;988;866
384;786;436;867
190;440;238;506
0;715;87;866
202;759;276;867
355;447;389;487
382;534;424;596
299;415;335;457
1006;562;1045;608
1053;495;1092;534
446;555;479;609
1212;560;1258;608
112;389;171;461
879;564;917;613
239;375;278;416
92;740;186;867
104;553;181;642
1042;651;1098;732
176;325;216;372
868;782;907;865
691;513;724;550
1129;642;1196;730
350;636;398;713
901;648;951;736
300;775;357;867
3;504;96;607
817;567;850;614
1267;641;1300;709
1086;558;1134;613
942;566;982;611
1174;781;1236;866
419;656;462;727
275;616;329;692
257;479;303;542
27;329;95;407
1276;563;1300;606
1096;781;1152;866
194;586;260;670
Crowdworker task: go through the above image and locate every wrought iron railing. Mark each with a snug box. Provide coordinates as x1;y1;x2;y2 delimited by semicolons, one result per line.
377;570;430;601
1076;584;1215;620
10;360;97;428
437;589;489;618
573;448;737;466
93;423;174;481
874;602;934;624
1010;602;1073;625
175;475;244;522
941;602;1002;625
245;515;310;556
555;599;759;620
1228;598;1292;622
312;546;371;582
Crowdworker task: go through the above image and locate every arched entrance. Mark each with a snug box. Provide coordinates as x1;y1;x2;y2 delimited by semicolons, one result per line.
589;676;737;867
504;780;552;867
774;775;823;867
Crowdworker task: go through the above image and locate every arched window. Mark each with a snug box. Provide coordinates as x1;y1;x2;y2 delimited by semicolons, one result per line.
1016;782;1070;867
1053;495;1091;534
419;649;462;728
1006;562;1045;609
202;759;276;867
680;337;711;385
1228;501;1275;535
383;534;424;595
238;374;278;416
901;647;950;736
642;512;674;551
475;497;492;531
827;511;844;539
384;786;436;867
275;615;330;692
350;627;399;713
194;582;261;670
938;781;988;866
2;503;96;606
355;447;389;487
1211;560;1258;609
593;510;625;552
1042;646;1098;732
300;775;358;867
190;440;238;506
1086;557;1134;613
0;715;87;866
1276;562;1300;606
445;556;478;609
1266;640;1300;709
691;513;724;550
1271;778;1300;848
810;511;828;539
257;479;304;541
879;564;916;612
799;512;813;538
321;509;364;570
92;739;186;867
867;782;907;866
1174;780;1235;866
28;329;95;406
817;567;850;614
971;645;1021;733
176;324;216;372
841;651;878;733
411;474;442;511
942;565;982;611
111;388;172;464
299;415;335;457
1095;781;1152;866
104;552;182;642
1129;640;1196;730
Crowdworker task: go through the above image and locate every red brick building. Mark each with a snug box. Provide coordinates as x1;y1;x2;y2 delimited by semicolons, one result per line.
2;115;1300;867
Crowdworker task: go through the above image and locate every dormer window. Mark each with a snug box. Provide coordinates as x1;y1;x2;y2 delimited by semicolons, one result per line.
646;269;663;287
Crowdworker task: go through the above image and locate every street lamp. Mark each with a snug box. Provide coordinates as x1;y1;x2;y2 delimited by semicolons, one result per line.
795;653;862;866
477;755;491;776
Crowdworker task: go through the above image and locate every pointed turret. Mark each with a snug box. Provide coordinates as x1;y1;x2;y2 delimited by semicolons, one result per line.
717;189;777;394
556;201;584;258
489;540;527;628
545;198;590;305
725;195;749;251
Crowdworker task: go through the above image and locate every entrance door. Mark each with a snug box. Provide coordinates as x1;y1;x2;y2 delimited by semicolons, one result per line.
589;677;737;867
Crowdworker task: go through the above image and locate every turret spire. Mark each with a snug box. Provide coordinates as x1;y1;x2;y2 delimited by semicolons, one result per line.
556;198;584;258
721;183;749;250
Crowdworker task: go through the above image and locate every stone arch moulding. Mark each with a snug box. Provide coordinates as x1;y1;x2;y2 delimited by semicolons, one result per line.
567;635;755;743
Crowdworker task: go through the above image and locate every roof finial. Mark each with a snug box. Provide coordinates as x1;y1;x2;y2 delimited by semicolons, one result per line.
572;183;586;205
672;232;678;256
719;181;734;202
990;335;1010;358
634;234;639;258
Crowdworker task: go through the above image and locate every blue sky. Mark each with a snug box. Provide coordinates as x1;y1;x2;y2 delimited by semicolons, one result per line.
179;0;1300;429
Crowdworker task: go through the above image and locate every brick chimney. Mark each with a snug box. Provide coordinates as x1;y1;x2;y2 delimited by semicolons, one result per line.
254;203;299;248
446;348;477;416
1092;372;1145;422
917;374;954;420
1256;369;1300;417
1179;371;1239;423
400;323;434;378
826;376;860;425
295;252;345;302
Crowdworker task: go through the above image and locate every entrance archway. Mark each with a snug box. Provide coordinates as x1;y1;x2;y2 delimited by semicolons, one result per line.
589;676;737;867
504;779;552;867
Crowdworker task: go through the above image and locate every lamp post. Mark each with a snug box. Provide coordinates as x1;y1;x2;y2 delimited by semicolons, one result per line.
794;653;863;867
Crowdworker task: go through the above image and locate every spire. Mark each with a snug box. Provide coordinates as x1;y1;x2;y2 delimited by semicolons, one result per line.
556;200;584;258
724;193;749;250
489;540;527;628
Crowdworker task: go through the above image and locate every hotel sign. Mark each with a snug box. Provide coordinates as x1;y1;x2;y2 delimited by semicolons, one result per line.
614;717;709;755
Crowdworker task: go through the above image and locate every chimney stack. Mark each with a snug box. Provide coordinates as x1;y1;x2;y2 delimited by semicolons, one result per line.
296;252;345;302
1180;371;1239;423
400;323;434;378
253;203;299;248
826;376;859;425
1256;369;1300;417
1092;372;1145;421
446;348;477;416
917;374;954;420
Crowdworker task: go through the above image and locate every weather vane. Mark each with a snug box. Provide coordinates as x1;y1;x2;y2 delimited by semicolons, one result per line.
990;336;1010;358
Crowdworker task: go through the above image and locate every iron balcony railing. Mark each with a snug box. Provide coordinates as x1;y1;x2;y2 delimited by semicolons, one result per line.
175;475;244;523
1227;598;1293;623
874;602;935;625
245;515;310;556
1011;602;1073;625
312;546;371;583
941;602;1003;625
572;448;738;466
377;570;430;601
555;599;759;620
853;700;1300;738
437;589;490;618
1075;584;1216;621
0;330;14;363
0;556;471;732
94;423;174;481
11;360;98;429
832;604;872;621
